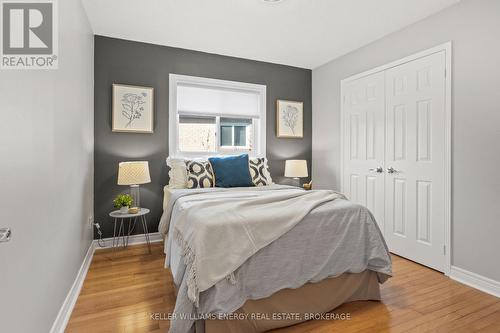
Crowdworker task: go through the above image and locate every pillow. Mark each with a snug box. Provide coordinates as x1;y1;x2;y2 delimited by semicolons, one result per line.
186;159;214;188
249;157;273;186
166;157;188;189
209;154;254;188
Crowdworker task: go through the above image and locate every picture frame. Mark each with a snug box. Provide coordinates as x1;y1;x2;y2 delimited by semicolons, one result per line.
276;99;303;138
112;84;154;133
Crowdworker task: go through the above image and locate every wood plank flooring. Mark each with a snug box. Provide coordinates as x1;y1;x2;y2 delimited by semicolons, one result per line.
66;243;500;333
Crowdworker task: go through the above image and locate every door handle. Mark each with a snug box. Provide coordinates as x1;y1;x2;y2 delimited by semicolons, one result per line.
0;228;11;243
369;167;384;173
387;167;400;174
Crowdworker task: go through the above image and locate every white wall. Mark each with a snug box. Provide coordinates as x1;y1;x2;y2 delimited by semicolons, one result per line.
312;0;500;282
0;0;94;331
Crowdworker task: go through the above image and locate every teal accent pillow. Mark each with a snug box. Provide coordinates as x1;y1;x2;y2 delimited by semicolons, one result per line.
208;154;254;188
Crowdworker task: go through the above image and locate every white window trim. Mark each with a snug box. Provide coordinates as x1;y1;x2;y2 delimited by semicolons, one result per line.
169;74;266;158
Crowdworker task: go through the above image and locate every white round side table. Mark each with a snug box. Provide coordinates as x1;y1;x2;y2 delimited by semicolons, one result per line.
109;208;151;253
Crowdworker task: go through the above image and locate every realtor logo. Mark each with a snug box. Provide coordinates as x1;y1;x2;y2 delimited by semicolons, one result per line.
1;0;58;69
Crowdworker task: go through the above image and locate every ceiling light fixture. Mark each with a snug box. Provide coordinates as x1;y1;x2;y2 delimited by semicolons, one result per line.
262;0;284;3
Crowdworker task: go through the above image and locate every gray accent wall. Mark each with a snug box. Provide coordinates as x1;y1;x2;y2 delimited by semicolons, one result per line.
312;0;500;281
94;36;312;238
0;0;94;331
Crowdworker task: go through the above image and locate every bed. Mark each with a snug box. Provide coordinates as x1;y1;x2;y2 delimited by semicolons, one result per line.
158;184;392;333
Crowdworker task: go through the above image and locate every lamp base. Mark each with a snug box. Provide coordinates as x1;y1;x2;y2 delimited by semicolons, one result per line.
128;207;140;214
130;185;141;208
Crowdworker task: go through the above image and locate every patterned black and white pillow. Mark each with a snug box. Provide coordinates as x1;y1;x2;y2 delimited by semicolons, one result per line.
249;157;273;186
186;160;214;188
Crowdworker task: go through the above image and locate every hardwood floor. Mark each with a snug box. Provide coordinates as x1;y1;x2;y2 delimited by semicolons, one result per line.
66;243;500;333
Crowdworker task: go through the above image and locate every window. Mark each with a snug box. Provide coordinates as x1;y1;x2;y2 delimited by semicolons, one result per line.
220;118;252;149
178;116;216;152
169;74;266;157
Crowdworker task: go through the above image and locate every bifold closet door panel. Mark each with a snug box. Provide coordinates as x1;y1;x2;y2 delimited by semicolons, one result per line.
342;72;386;231
384;51;446;272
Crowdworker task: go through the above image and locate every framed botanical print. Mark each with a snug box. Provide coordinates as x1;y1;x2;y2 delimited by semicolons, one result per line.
276;99;303;138
112;84;154;133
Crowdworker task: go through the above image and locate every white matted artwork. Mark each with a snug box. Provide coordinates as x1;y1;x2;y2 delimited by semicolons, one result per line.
276;99;303;138
112;84;154;133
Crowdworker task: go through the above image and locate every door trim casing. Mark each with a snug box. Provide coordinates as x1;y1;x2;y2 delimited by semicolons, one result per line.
340;42;452;276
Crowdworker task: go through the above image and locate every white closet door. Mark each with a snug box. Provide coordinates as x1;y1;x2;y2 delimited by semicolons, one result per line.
343;72;385;230
384;51;446;272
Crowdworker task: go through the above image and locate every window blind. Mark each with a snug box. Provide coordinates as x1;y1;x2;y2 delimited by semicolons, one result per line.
177;84;260;118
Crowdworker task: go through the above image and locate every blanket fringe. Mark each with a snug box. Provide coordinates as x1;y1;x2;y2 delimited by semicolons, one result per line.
226;272;236;284
174;229;200;307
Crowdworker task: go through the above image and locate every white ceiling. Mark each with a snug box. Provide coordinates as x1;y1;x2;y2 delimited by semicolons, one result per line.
82;0;460;69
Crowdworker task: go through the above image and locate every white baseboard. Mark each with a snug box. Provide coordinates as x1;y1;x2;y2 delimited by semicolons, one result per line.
50;232;163;332
93;232;162;249
450;265;500;298
49;241;95;333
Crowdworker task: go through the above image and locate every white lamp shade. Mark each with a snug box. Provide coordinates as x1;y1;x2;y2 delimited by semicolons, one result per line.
117;161;151;185
284;160;308;178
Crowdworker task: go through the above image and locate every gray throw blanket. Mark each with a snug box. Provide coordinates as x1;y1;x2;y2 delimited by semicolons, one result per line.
172;188;344;305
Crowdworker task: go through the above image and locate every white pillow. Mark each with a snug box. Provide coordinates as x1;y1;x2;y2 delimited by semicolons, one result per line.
166;157;188;189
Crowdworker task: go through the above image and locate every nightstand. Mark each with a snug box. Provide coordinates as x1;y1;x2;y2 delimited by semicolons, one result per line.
109;208;151;253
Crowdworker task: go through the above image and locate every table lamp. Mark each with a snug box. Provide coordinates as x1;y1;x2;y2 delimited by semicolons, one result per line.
117;161;151;208
284;160;310;189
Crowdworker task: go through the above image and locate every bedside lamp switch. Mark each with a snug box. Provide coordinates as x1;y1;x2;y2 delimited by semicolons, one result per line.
0;228;11;242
